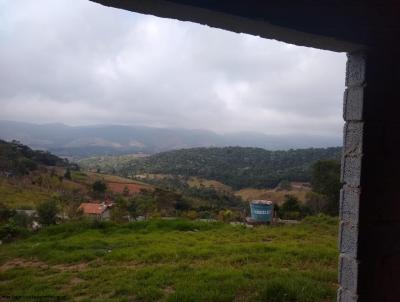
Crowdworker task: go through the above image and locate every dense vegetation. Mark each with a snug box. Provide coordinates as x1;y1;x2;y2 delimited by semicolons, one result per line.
137;176;244;209
115;147;341;189
0;141;248;225
0;140;342;301
309;160;341;216
0;217;338;302
0;140;68;175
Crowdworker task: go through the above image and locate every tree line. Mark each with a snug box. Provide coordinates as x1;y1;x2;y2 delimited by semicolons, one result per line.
117;146;341;190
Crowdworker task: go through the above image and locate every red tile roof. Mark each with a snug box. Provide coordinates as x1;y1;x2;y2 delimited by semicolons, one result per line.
79;203;108;215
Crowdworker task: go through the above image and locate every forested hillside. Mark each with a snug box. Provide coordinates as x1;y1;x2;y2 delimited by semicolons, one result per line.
117;147;341;189
0;140;67;175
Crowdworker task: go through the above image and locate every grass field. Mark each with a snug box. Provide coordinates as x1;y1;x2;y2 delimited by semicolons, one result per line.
0;216;338;301
0;179;53;209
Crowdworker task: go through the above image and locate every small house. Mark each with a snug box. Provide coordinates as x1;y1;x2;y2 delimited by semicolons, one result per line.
79;202;111;221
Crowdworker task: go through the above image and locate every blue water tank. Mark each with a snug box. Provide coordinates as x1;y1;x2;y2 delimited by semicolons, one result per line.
250;200;274;223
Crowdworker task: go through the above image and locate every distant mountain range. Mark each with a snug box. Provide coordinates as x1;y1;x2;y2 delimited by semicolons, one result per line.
0;120;342;159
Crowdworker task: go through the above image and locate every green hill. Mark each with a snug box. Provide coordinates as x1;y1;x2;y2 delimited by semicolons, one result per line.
0;139;67;175
0;141;245;215
116;147;341;190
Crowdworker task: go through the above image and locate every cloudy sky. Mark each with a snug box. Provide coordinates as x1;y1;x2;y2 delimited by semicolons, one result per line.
0;0;346;138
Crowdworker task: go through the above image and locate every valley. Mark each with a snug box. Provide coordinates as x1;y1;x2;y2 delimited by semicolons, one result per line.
0;120;342;159
0;139;341;301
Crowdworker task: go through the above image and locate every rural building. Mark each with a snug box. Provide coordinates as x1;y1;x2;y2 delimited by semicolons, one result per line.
90;1;400;300
79;202;111;221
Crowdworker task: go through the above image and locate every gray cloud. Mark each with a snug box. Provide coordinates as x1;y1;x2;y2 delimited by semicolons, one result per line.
0;0;346;137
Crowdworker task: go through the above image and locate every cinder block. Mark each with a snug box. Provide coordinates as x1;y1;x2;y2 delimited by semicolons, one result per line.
337;287;358;302
340;186;360;223
339;254;359;291
339;221;358;257
341;155;362;187
343;122;363;157
346;53;366;87
343;87;364;121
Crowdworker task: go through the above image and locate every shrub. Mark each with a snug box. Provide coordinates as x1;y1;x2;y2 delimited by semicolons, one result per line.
279;195;311;220
92;180;107;194
64;168;72;180
184;210;198;220
304;191;328;215
10;212;32;228
37;200;59;226
0;203;16;223
0;222;29;242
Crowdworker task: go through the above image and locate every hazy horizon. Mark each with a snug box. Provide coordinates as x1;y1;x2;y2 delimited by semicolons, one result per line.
1;0;346;138
0;119;343;139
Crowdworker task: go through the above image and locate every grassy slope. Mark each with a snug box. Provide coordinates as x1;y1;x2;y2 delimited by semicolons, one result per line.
0;180;53;209
77;154;148;174
0;217;338;302
0;169;153;209
78;171;152;188
186;177;232;192
235;185;310;205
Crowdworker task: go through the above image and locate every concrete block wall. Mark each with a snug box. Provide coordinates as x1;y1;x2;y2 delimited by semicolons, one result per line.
338;49;400;301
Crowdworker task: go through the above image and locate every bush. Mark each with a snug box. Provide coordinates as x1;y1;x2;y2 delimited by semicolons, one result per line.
282;211;301;220
10;212;32;228
37;200;59;226
92;180;107;194
304;191;328;215
64;168;72;180
184;210;198;220
0;203;16;223
279;195;311;220
218;209;234;222
0;222;29;243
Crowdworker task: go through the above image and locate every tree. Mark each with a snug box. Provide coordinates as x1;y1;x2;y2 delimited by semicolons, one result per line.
279;195;305;220
92;180;107;194
126;198;139;221
311;160;341;216
218;209;233;222
133;194;157;219
281;195;301;213
64;168;72;180
304;191;328;215
122;186;130;197
174;199;191;212
110;198;128;223
37;200;58;226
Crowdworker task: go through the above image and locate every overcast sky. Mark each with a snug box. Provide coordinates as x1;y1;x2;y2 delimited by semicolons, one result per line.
0;0;346;137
